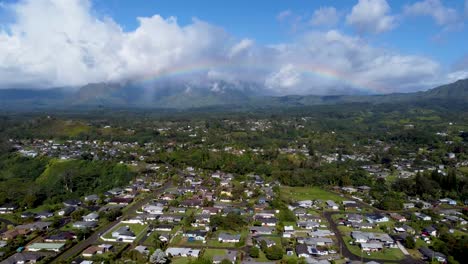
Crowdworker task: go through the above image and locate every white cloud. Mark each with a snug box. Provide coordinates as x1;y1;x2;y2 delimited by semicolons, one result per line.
404;0;462;28
0;0;457;95
346;0;396;34
265;64;301;92
229;39;254;58
310;7;340;27
276;10;292;21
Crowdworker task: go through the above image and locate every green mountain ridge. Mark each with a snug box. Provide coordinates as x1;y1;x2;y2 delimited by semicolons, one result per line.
0;78;467;110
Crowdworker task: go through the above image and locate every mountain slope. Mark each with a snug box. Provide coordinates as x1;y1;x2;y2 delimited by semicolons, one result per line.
0;78;467;110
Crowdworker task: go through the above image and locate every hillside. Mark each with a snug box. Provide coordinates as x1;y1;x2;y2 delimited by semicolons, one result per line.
0;78;467;110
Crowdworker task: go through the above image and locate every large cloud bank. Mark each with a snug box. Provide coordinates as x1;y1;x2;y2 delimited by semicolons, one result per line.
0;0;465;95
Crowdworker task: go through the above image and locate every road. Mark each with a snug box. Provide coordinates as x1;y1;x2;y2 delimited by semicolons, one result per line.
52;180;172;263
323;211;424;264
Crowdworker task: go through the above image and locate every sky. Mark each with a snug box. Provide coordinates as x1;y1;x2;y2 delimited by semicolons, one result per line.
0;0;467;95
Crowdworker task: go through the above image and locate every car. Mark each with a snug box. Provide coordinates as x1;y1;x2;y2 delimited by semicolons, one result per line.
329;250;337;254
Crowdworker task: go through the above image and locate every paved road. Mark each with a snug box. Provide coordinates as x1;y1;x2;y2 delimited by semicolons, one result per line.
52;181;172;263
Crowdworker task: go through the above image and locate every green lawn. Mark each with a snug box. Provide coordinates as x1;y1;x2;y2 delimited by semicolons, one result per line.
203;249;228;258
281;186;344;202
171;257;191;264
102;222;147;240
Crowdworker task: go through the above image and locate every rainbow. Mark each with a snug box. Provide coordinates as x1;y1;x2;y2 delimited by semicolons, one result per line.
139;60;386;94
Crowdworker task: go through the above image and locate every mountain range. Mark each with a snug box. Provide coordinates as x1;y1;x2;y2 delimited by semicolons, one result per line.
0;78;467;110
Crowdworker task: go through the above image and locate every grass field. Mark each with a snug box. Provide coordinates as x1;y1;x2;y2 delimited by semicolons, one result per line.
281;186;345;202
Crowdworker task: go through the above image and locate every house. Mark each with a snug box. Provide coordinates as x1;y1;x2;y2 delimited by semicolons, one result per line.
297;221;320;230
351;231;395;247
366;214;389;223
168;207;187;214
57;206;75;216
109;197;133;205
255;210;276;219
45;231;76;242
389;213;406;222
1;229;28;241
192;214;210;227
347;214;363;223
154;224;174;232
63;199;81;207
111;226;136;242
361;242;383;252
351;222;375;229
159;234;170;243
255;237;276;247
284;225;295;237
166;247;200;257
183;230;207;241
213;250;237;264
296;244;310;258
84;194;100;203
218;233;241;243
403;203;415;209
201;207;219;215
159;214;183;223
20;212;36;219
16;222;51;232
402;225;415;235
439;198;457;206
422;226;437;237
27;243;65;252
419;247;446;262
142;204;164;215
297;200;314;208
343;201;359;210
309;229;334;237
294;208;308;216
73;221;98;229
83;212;99;222
180;199;203;208
0;203;18;214
394;227;406;233
415;212;431;221
134;245;149;255
249;226;274;236
108;188;124;196
301;237;334;247
82;245;110;257
122;215;146;225
1;252;44;263
256;217;277;226
326;200;339;210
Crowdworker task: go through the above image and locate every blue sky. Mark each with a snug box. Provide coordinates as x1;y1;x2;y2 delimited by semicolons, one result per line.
0;0;467;94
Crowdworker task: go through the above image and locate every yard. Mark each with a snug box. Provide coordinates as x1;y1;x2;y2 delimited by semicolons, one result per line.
203;248;230;259
280;186;345;202
102;222;147;241
171;257;191;264
343;236;405;261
